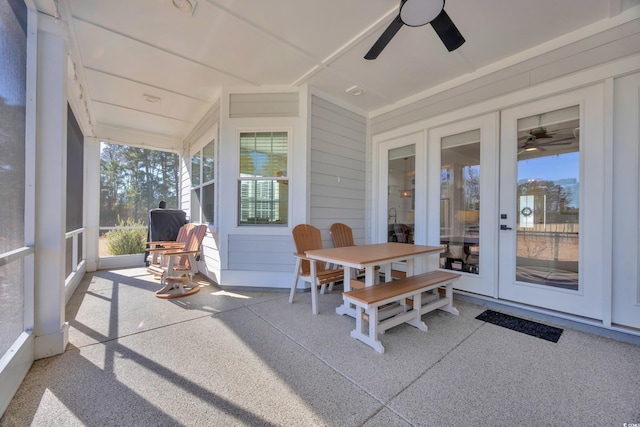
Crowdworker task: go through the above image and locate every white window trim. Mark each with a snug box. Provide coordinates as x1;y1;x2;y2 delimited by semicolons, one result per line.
189;135;216;225
235;127;292;229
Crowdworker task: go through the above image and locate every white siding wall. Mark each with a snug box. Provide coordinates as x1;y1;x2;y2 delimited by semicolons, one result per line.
310;96;367;248
229;92;298;118
217;90;305;288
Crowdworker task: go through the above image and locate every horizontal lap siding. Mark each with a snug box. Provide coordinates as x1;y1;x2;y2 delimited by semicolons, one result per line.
371;20;640;135
229;92;299;118
310;96;367;247
227;234;294;272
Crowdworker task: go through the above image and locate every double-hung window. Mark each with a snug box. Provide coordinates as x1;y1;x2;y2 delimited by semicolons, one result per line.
239;131;288;226
191;139;215;223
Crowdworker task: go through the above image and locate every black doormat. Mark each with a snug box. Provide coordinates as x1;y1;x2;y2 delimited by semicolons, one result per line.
476;310;563;343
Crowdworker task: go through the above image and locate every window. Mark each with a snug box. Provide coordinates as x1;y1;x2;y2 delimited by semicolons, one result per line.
191;139;215;223
99;142;180;256
239;131;288;226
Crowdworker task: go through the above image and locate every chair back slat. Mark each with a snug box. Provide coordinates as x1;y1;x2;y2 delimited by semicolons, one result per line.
330;223;355;248
175;223;194;244
178;225;208;267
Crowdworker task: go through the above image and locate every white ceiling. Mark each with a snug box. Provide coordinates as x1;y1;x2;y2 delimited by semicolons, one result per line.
30;0;639;144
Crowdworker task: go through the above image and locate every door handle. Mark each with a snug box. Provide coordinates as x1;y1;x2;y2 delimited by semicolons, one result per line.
500;224;512;230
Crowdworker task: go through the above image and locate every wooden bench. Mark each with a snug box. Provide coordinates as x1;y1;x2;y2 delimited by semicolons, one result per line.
342;270;461;353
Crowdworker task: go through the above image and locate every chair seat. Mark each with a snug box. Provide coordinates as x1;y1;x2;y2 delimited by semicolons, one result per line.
300;268;344;285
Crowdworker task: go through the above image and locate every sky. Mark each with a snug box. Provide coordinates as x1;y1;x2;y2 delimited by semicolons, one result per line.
518;152;579;183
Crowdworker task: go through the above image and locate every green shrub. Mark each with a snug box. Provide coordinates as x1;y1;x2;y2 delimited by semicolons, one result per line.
105;218;147;255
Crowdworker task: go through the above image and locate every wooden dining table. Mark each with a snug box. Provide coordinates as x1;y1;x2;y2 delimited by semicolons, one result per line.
305;242;444;316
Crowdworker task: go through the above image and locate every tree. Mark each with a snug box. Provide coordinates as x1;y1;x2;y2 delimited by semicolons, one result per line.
100;142;180;227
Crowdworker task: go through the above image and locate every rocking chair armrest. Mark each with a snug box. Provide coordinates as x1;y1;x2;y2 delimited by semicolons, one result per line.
147;246;185;252
146;241;184;247
162;249;201;256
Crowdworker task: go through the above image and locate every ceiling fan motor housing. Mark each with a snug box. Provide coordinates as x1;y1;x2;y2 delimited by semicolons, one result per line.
400;0;445;27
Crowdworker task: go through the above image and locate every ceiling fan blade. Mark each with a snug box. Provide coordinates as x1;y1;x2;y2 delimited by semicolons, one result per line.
365;15;404;60
537;138;575;145
430;9;465;52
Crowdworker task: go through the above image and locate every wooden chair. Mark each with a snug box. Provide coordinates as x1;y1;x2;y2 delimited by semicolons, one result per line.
146;223;194;267
148;224;208;298
330;223;376;286
290;224;344;314
330;222;356;248
393;223;413;243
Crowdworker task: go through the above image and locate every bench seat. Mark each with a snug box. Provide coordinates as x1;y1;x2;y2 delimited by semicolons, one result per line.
342;270;461;353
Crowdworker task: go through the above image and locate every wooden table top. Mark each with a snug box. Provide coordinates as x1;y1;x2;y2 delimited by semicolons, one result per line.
305;242;442;267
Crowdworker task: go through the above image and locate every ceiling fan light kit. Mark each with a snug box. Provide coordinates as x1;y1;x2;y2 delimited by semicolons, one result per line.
365;0;465;60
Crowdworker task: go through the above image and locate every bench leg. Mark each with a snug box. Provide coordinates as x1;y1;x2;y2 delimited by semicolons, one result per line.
404;292;428;332
348;304;385;353
438;282;460;316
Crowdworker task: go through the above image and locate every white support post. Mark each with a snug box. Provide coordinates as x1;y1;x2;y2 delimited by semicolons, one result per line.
84;137;100;271
33;15;69;359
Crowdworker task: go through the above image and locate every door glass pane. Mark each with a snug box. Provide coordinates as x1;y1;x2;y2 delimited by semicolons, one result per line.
388;145;415;244
516;106;579;290
439;130;480;274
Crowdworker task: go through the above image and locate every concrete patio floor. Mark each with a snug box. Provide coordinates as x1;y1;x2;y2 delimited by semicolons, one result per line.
2;268;640;426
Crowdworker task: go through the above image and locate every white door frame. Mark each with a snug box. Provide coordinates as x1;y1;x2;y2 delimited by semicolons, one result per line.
427;113;499;297
498;84;607;319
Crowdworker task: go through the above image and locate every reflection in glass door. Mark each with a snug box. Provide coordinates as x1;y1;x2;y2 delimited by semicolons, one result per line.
387;145;415;244
440;130;481;274
515;106;579;290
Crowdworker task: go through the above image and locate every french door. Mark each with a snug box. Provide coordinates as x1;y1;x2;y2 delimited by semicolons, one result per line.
427;113;499;296
498;86;606;319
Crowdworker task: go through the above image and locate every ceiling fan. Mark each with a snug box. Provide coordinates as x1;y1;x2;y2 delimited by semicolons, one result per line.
519;127;577;152
364;0;465;60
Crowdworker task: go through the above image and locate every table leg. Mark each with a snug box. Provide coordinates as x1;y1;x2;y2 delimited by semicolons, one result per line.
310;261;318;315
405;258;415;277
381;264;392;282
343;268;352;291
364;267;375;287
337;267;355;316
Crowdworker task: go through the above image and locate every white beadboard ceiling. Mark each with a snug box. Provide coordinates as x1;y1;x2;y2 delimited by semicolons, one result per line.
31;0;639;144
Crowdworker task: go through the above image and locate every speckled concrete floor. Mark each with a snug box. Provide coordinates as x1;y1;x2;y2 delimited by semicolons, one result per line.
2;268;640;426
